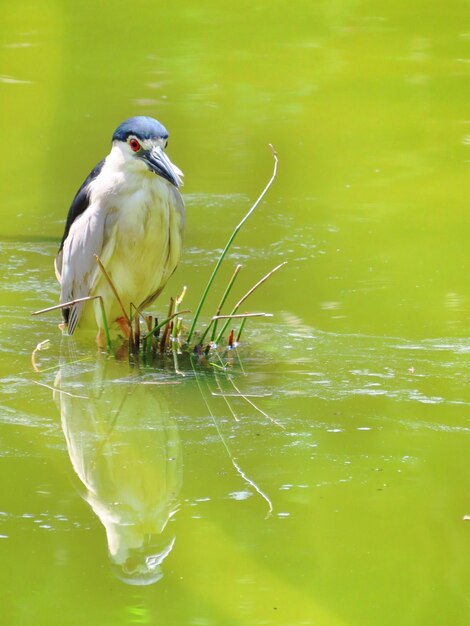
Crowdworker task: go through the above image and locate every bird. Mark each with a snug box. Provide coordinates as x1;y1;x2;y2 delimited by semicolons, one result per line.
54;116;185;345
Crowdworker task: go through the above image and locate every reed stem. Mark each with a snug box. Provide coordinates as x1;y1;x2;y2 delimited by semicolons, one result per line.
212;312;273;320
94;254;132;336
210;264;242;343
98;296;112;351
215;261;286;344
236;317;247;343
187;145;278;344
32;295;111;351
197;264;242;347
159;298;174;354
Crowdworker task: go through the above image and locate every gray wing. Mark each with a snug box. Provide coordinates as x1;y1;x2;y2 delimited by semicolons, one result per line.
57;205;109;333
55;159;108;331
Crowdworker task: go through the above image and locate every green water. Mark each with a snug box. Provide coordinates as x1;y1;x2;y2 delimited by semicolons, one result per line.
1;1;469;624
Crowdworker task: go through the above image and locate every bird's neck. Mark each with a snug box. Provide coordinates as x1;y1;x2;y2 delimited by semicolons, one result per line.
92;145;154;198
106;144;150;177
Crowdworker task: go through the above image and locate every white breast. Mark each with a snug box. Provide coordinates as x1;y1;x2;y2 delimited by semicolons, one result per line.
82;156;184;329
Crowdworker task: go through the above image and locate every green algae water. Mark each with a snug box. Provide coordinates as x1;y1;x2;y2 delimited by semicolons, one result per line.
1;1;469;624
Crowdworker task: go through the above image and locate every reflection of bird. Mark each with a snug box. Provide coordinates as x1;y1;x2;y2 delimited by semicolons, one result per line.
55;116;185;342
53;355;182;586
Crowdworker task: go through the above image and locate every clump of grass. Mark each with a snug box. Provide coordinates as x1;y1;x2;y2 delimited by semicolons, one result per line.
33;145;285;365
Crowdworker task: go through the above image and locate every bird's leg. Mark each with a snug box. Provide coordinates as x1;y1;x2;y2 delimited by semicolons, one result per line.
116;316;131;338
115;340;129;361
96;327;107;349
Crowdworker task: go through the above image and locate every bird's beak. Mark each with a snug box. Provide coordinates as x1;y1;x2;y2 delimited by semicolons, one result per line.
141;147;183;188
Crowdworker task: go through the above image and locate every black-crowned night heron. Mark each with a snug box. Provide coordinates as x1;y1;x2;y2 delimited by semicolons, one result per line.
55;116;185;343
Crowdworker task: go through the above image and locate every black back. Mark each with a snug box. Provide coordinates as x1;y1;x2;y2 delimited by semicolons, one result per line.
59;159;105;251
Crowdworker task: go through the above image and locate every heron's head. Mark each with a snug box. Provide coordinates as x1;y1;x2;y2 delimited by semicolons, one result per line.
112;116;183;188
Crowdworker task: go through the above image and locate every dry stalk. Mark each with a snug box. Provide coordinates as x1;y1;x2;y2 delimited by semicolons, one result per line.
32;294;111;351
215;261;287;344
94;255;132;333
159;297;174;355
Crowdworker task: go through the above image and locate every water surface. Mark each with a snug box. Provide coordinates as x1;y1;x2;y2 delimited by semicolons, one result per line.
1;1;469;624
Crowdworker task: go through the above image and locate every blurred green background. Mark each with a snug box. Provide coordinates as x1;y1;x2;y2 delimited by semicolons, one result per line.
0;1;469;625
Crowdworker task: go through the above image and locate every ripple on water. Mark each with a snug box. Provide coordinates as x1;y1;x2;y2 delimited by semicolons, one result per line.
0;511;93;534
229;320;470;438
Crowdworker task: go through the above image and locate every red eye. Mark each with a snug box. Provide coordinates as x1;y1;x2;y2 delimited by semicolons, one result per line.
129;138;141;152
